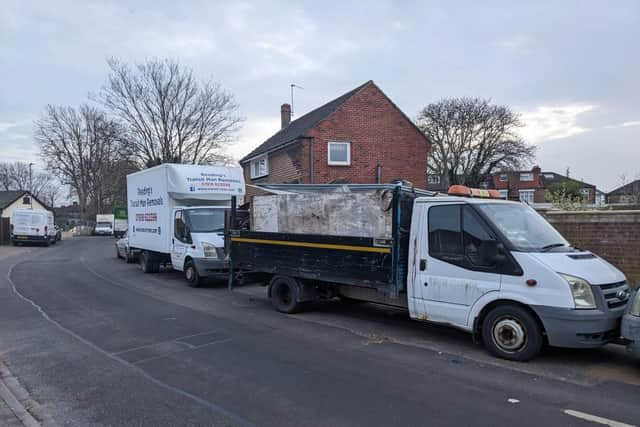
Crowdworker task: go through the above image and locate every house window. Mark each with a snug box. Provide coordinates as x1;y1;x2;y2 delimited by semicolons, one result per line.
580;188;590;198
250;155;268;179
520;172;534;181
328;141;351;166
519;190;535;204
499;174;508;182
498;190;509;199
22;196;31;205
428;175;441;185
544;174;555;179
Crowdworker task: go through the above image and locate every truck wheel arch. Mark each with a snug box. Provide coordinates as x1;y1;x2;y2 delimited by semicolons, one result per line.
472;299;547;345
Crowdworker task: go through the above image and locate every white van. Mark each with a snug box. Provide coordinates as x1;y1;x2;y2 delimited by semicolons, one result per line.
11;208;56;246
127;163;245;286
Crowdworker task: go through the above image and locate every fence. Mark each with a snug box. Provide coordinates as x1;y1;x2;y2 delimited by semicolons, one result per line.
545;210;640;287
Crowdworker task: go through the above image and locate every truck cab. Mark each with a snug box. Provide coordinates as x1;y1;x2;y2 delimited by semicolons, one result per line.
407;193;629;360
170;206;228;285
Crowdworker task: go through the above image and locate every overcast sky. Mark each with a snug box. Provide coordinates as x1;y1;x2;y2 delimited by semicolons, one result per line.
1;1;639;191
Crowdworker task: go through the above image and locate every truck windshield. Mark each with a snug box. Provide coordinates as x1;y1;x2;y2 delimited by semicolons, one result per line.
183;209;225;233
97;222;112;228
475;203;569;251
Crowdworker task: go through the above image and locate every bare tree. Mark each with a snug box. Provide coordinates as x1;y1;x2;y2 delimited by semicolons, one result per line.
0;161;61;206
98;57;242;167
35;104;129;218
416;97;536;187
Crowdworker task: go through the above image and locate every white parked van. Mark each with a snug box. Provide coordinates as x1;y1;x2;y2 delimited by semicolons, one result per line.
11;208;56;246
127;163;245;286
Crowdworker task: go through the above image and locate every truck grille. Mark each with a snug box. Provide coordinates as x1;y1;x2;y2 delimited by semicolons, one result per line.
598;281;630;309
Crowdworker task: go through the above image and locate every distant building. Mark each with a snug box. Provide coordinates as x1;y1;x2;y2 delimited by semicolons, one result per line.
239;81;431;199
487;166;597;204
53;202;82;228
607;179;640;205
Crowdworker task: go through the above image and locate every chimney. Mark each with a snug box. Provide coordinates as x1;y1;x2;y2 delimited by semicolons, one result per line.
281;103;291;129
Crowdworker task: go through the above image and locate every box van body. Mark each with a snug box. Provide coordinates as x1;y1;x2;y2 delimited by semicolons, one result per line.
94;214;115;236
11;208;56;246
127;163;245;286
230;184;630;361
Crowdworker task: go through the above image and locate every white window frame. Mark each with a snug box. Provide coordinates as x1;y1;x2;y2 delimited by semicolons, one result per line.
499;174;508;182
250;155;269;179
427;175;441;185
580;188;590;197
520;172;534;181
498;190;509;199
327;141;351;166
519;189;535;204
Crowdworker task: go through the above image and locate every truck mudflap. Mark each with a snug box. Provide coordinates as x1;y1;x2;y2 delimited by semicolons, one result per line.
531;305;622;348
192;258;229;277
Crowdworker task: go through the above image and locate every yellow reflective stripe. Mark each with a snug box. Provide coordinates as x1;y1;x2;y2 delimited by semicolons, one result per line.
231;237;391;253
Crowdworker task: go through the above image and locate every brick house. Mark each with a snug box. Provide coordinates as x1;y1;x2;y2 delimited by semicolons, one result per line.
487;166;597;204
239;81;430;198
608;179;640;205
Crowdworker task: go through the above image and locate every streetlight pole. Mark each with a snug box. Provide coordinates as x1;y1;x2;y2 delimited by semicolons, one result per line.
29;163;34;208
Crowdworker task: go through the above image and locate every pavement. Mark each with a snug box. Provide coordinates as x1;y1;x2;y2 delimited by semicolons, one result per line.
0;237;638;426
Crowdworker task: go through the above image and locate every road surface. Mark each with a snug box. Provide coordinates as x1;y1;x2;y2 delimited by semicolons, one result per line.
0;237;638;426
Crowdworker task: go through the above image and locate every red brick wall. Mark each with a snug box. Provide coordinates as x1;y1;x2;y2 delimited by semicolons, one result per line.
242;143;305;199
306;83;429;187
546;211;640;287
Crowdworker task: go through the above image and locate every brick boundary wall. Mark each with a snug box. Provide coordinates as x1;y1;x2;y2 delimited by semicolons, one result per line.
545;210;640;287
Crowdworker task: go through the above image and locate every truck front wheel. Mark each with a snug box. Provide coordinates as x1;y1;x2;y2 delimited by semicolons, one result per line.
270;276;302;314
481;304;543;362
184;260;203;287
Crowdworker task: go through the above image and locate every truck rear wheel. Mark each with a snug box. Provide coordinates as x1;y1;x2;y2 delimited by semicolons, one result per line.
270;276;303;314
481;304;543;362
140;251;154;273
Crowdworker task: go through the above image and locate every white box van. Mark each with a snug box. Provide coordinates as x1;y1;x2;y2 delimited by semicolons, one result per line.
11;208;56;246
94;214;114;236
127;163;245;286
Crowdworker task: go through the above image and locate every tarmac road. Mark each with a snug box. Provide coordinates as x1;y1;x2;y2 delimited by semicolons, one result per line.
0;237;638;426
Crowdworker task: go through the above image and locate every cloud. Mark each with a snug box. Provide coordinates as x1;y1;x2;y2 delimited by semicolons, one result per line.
495;35;531;51
228;117;280;160
0;122;17;132
518;104;597;144
621;120;640;127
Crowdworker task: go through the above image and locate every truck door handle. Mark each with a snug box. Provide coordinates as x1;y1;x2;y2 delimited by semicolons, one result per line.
424;282;428;287
419;259;426;271
172;238;174;244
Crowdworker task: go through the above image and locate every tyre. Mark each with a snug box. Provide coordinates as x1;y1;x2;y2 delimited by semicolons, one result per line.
44;239;51;247
12;241;17;246
269;276;302;314
139;251;154;273
125;249;135;264
481;304;543;362
184;259;202;287
116;246;122;259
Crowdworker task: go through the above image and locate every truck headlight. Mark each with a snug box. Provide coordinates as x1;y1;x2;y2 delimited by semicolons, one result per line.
559;273;596;309
630;290;640;317
201;242;218;259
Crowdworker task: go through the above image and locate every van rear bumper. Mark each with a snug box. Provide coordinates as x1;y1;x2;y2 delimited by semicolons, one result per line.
192;257;229;277
11;235;48;242
531;305;622;348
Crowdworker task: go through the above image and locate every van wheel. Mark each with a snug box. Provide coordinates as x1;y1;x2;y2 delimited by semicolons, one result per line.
44;239;51;247
184;260;202;287
481;304;543;362
140;252;154;273
270;276;302;314
125;249;135;264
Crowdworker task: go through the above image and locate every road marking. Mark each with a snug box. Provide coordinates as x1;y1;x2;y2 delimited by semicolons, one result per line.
564;409;635;427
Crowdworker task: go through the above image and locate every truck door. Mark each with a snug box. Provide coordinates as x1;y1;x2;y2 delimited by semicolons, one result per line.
171;210;188;271
417;203;502;328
